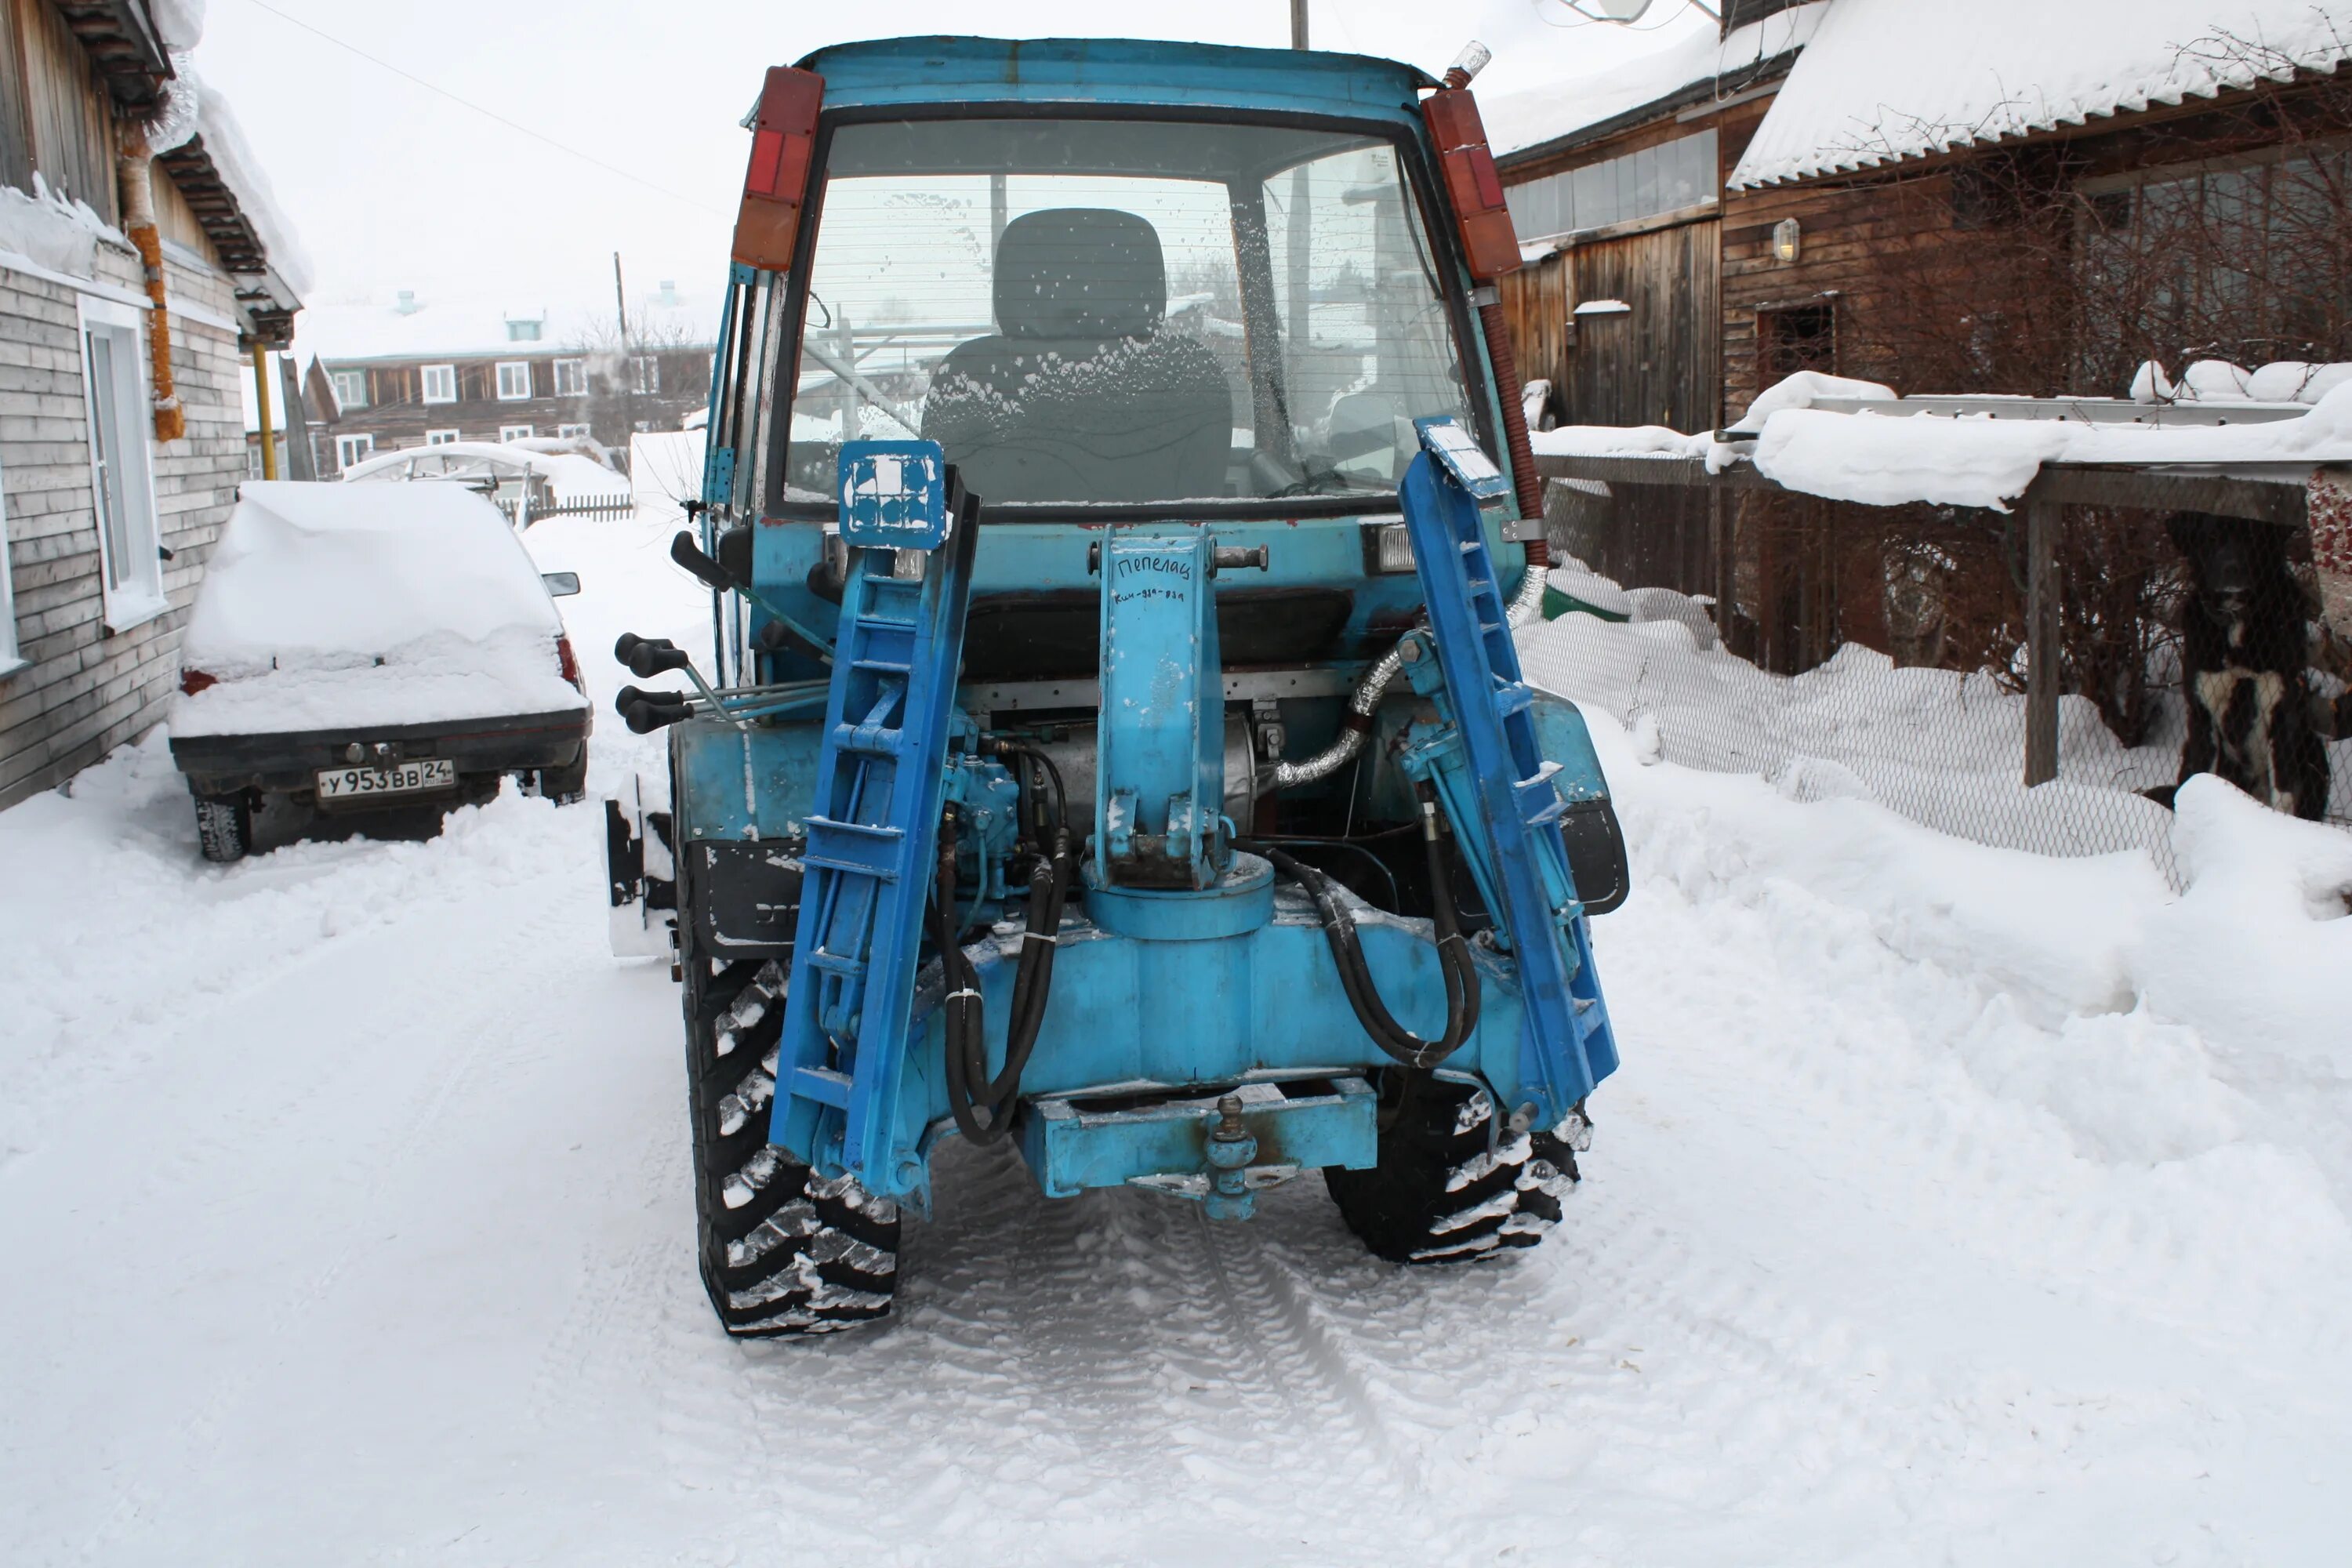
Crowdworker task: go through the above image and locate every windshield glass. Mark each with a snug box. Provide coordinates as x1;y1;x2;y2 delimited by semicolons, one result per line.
782;118;1475;508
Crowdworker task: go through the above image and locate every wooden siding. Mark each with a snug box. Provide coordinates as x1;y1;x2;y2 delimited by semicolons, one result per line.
1;0;34;191
0;249;247;808
15;0;118;225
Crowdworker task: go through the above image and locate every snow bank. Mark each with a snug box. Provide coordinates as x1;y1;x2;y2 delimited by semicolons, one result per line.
1752;408;2071;510
1733;0;2352;188
2137;774;2352;1067
173;482;581;735
1518;608;2187;869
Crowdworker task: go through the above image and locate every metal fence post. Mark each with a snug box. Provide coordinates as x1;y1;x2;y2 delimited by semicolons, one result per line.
2024;484;2060;787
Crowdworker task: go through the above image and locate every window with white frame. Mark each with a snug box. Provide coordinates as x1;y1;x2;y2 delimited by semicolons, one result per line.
426;429;460;446
499;424;534;442
80;297;165;631
630;354;660;394
336;433;375;469
554;358;588;397
420;364;457;403
330;368;367;411
495;361;533;401
557;423;592;438
0;448;23;673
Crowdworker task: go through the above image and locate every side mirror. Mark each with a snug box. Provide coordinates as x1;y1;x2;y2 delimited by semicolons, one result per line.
542;571;582;597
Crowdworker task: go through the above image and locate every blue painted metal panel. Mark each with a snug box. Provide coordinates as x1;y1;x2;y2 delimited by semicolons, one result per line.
1094;528;1225;889
1020;1077;1377;1201
797;36;1434;126
837;442;949;548
1393;417;1620;1121
771;441;978;1189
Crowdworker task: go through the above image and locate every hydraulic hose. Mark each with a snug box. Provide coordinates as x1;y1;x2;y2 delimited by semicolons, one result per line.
937;805;1074;1146
1241;785;1481;1070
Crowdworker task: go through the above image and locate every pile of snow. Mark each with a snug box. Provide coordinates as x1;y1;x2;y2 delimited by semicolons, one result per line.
1733;0;2352;187
1723;369;1899;434
172;481;583;736
1545;561;1633;617
2133;357;2352;405
1753;380;2352;510
0;174;127;278
1516;603;2222;868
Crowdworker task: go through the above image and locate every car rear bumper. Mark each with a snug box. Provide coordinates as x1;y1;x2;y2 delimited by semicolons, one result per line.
171;707;590;803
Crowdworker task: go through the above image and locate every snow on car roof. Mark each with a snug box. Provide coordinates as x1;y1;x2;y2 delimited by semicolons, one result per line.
183;481;564;675
1731;0;2352;189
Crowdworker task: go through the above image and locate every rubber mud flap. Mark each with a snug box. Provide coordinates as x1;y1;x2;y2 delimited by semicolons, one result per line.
1559;798;1629;916
691;837;806;956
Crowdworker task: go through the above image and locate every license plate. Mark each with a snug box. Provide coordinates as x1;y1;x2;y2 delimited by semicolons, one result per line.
315;757;456;800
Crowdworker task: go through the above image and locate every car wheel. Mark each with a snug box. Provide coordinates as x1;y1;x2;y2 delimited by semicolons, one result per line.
194;793;252;863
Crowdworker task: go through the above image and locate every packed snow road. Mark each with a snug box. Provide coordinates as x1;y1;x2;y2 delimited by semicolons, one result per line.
5;513;2350;1566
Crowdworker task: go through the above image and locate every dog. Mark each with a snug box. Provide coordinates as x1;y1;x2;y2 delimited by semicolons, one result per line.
2162;511;2332;820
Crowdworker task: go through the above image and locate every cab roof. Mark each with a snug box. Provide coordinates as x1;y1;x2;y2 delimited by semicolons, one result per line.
789;36;1437;130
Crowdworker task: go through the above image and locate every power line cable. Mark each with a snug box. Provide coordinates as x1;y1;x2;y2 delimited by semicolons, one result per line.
236;0;728;216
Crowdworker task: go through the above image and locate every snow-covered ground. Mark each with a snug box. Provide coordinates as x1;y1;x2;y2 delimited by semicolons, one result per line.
4;506;2350;1566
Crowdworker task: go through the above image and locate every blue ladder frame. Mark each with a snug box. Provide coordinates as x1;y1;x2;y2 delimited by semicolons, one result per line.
771;444;978;1189
1397;417;1619;1120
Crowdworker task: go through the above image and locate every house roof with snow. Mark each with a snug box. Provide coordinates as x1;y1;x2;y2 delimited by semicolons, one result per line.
299;285;719;368
29;0;311;343
1488;2;1828;169
1730;0;2352;188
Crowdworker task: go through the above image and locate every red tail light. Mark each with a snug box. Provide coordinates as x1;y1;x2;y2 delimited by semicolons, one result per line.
732;67;823;272
1421;88;1521;283
556;636;584;691
180;668;218;695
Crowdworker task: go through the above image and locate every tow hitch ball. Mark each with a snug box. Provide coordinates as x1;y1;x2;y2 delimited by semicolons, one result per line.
1203;1095;1259;1221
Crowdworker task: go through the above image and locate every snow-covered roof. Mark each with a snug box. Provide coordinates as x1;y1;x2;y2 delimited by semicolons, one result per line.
1732;0;2352;188
300;286;718;365
190;82;312;298
1487;3;1828;162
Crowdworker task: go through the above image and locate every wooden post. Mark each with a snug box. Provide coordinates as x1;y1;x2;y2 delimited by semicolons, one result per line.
1290;0;1308;49
2023;486;2060;787
252;344;276;481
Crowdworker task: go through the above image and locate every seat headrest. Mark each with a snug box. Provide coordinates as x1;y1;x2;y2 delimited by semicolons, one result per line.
993;209;1166;342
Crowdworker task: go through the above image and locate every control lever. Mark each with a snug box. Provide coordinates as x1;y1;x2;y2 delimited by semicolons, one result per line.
612;633;746;731
668;532;837;664
615;684;694;734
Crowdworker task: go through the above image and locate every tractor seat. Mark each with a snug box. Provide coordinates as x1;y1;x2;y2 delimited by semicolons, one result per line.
921;208;1232;505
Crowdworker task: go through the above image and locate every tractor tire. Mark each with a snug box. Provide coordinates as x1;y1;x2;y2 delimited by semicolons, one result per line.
1324;1074;1580;1264
194;793;252;863
683;953;899;1336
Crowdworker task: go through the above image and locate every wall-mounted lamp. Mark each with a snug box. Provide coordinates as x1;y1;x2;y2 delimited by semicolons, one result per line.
1772;217;1802;263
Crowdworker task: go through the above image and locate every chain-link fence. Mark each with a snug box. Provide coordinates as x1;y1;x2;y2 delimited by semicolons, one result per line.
1519;469;2352;886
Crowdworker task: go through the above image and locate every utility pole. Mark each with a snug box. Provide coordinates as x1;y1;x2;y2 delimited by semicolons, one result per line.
1290;0;1308;49
613;250;635;440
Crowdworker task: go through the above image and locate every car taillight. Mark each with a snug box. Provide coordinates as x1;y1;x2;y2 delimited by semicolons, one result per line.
732;67;823;271
1421;87;1521;283
556;636;584;691
180;668;217;695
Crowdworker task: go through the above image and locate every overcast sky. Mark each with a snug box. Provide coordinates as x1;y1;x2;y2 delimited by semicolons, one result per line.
192;0;1714;314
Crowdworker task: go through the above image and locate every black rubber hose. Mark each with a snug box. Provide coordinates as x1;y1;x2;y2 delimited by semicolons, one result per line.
1241;793;1481;1069
938;814;1073;1145
995;742;1067;847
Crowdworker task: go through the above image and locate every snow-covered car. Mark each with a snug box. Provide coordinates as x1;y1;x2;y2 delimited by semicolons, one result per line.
169;481;592;862
339;441;557;524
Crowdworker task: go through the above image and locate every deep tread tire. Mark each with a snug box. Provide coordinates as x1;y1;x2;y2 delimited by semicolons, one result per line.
194;794;252;863
683;954;899;1336
1324;1074;1580;1264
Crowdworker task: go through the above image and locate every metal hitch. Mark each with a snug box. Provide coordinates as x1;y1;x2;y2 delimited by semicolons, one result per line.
1017;1077;1378;1216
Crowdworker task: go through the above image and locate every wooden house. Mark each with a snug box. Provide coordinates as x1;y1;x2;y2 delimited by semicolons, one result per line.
300;287;717;475
1492;0;2352;676
1;0;305;809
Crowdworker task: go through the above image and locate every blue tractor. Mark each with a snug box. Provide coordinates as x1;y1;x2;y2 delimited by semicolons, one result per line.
603;34;1630;1335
